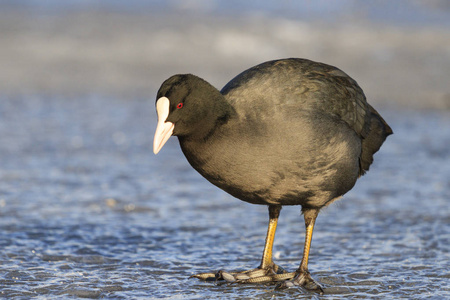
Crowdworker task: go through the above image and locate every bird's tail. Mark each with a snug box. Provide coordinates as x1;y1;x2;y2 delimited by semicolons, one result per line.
359;105;393;175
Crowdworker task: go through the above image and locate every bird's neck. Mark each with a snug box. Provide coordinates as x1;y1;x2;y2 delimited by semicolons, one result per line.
189;93;236;142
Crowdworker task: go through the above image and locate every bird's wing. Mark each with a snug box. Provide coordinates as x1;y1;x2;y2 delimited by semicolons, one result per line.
300;65;372;139
221;59;372;139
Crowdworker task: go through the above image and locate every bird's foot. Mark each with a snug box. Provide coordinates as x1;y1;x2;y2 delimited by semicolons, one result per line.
275;270;324;294
190;263;295;284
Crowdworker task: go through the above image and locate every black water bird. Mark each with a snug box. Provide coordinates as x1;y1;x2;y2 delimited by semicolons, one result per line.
153;58;392;293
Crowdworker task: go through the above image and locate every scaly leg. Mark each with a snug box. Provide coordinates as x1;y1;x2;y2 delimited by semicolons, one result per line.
276;208;324;293
191;205;292;283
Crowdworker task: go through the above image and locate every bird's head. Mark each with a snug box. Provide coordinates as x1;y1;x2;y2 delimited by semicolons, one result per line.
153;74;230;154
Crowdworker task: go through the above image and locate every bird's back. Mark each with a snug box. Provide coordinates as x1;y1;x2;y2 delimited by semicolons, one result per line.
221;58;392;176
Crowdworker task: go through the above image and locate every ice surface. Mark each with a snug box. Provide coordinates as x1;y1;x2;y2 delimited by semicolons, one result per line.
0;2;449;299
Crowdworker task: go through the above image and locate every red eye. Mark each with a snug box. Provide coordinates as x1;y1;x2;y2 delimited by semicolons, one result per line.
177;103;183;109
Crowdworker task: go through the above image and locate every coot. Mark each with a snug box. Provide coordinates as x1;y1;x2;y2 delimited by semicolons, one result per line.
153;58;392;293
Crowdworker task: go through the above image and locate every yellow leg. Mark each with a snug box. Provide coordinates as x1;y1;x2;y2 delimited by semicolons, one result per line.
191;206;323;293
191;205;290;283
259;205;281;269
284;208;324;293
298;208;318;273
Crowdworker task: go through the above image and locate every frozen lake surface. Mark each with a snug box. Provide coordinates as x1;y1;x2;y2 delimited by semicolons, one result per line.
0;1;449;298
0;96;448;299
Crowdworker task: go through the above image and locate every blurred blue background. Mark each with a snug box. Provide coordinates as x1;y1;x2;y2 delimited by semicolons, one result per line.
1;0;449;109
3;0;450;25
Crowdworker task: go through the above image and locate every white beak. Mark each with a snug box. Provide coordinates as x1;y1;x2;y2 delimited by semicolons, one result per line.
153;97;175;154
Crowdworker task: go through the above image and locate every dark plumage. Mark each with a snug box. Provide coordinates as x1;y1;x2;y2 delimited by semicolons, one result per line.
153;58;392;293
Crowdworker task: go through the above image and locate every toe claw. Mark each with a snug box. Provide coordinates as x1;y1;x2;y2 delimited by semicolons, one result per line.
189;272;216;281
300;272;324;293
275;271;324;294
